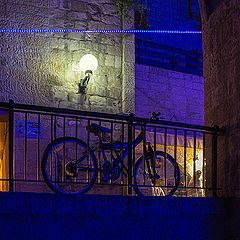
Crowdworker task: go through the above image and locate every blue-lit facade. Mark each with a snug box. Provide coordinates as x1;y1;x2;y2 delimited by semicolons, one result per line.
135;0;203;75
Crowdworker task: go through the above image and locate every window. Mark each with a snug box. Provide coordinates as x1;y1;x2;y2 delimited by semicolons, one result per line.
188;0;192;19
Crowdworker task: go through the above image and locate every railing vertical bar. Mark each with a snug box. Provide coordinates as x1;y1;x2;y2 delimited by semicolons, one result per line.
75;117;78;183
62;117;66;182
121;122;124;185
142;123;146;186
164;128;167;187
202;133;206;189
8;100;14;192
133;124;136;171
184;130;187;188
50;115;53;182
97;120;102;184
153;126;157;187
127;116;133;195
132;124;137;195
193;131;197;188
153;127;157;154
24;112;28;181
37;114;40;180
53;116;56;139
110;122;113;184
87;119;90;183
132;124;136;193
174;129;177;186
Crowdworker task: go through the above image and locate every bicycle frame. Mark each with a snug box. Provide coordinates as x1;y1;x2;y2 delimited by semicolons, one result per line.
76;127;158;183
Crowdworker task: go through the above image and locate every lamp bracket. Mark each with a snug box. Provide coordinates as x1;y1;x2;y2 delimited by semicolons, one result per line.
77;70;93;94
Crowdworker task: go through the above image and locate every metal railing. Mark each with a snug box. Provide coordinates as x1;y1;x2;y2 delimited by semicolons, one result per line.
0;100;223;196
136;39;203;76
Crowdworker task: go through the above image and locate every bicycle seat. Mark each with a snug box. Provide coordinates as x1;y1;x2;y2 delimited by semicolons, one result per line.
89;123;111;134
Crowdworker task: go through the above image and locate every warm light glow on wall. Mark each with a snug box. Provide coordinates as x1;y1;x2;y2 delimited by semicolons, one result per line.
196;151;203;171
0;121;9;191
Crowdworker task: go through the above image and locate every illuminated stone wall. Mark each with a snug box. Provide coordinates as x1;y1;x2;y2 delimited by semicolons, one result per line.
0;0;135;114
199;0;240;196
135;64;204;124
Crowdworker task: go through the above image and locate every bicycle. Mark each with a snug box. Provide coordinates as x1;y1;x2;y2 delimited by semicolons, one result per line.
41;116;180;196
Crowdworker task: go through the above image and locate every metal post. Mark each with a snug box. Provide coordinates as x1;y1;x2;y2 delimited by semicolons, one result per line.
127;114;134;195
212;125;219;197
8;100;14;192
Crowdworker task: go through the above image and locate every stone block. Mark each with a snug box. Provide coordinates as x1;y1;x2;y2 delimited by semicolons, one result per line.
0;1;7;18
102;3;117;15
0;93;10;102
49;0;58;8
104;54;115;67
74;20;87;30
124;43;135;63
114;56;121;69
8;3;49;17
26;0;49;8
71;1;88;12
67;92;81;103
107;88;121;99
70;11;88;21
89;95;107;106
91;85;107;97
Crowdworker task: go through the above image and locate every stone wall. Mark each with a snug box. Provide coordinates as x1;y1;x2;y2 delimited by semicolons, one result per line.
199;0;240;196
135;64;204;124
0;0;135;114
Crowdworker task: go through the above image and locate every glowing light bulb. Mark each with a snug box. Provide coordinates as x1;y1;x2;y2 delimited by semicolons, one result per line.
79;54;98;73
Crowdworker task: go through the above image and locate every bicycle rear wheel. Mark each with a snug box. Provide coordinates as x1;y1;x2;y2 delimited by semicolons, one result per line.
41;137;97;194
133;151;180;196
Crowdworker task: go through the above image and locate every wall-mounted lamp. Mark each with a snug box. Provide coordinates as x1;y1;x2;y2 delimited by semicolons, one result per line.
78;54;98;94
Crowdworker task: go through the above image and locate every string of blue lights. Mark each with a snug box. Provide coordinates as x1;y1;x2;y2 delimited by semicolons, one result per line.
0;29;202;34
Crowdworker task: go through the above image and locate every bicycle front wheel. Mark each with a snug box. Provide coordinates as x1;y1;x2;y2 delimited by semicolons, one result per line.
41;137;97;194
133;151;180;196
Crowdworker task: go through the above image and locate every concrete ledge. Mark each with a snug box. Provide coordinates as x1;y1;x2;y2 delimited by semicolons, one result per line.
0;192;239;239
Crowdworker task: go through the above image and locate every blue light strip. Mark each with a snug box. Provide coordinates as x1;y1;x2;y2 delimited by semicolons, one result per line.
0;29;202;34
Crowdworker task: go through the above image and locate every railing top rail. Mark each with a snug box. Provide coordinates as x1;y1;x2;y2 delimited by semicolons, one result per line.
0;100;224;134
132;116;224;134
